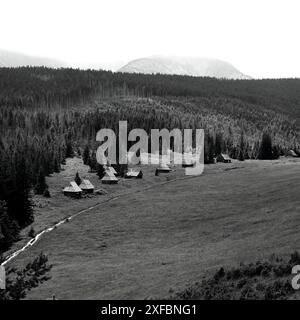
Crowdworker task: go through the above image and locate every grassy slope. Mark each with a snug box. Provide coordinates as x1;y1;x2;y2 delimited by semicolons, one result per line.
6;158;300;299
3;157;182;260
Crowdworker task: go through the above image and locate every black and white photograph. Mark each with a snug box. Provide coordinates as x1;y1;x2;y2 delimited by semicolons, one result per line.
0;0;300;314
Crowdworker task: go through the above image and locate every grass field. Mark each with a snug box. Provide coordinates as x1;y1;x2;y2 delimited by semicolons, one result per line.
5;157;300;299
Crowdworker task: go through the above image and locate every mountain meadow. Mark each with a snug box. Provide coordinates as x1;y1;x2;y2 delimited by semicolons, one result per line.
0;66;300;299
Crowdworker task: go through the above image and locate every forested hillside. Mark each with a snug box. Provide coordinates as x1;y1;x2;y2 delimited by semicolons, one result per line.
0;67;300;254
1;67;300;114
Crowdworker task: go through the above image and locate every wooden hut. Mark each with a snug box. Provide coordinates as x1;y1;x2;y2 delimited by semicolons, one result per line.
101;171;118;184
79;179;94;193
156;163;171;173
216;153;232;163
182;158;195;168
125;169;143;179
63;181;82;198
286;150;298;157
105;166;118;175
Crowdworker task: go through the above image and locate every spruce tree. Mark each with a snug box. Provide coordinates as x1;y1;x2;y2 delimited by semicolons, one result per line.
9;157;33;227
204;133;215;164
0;200;20;252
53;158;60;173
35;170;48;195
43;188;51;198
65;140;74;158
83;145;90;165
258;132;273;160
96;163;106;179
215;133;223;156
238;133;245;161
75;172;81;186
119;164;128;177
88;151;98;172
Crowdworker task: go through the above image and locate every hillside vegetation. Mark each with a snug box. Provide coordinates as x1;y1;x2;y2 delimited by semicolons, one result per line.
0;67;300;255
170;252;300;300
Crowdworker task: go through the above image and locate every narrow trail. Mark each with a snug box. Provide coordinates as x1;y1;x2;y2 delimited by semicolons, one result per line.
1;173;200;267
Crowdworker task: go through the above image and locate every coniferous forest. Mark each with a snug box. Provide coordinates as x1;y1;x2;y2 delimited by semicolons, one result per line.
0;66;300;253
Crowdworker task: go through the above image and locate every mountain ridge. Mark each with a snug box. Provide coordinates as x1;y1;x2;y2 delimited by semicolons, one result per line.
118;56;251;79
0;49;68;68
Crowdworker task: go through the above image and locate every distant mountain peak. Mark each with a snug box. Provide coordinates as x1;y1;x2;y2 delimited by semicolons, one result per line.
0;49;68;68
118;55;251;79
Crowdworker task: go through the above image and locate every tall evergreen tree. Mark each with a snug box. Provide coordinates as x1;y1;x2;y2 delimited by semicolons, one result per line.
96;163;106;179
75;172;82;186
88;151;98;172
204;133;215;164
0;200;20;252
83;145;90;165
215;133;223;156
53;158;60;173
238;132;245;161
8;157;33;227
65;140;74;158
35;170;48;195
258;132;273;160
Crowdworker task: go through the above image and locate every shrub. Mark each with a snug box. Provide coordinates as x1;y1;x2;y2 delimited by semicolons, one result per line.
0;252;52;300
289;251;300;265
28;227;35;238
43;189;51;198
167;252;300;300
214;267;225;281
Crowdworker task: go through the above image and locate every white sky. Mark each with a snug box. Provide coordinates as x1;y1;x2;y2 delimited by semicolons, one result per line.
1;0;299;78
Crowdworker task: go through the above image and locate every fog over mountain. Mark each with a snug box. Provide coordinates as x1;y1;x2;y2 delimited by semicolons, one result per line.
0;49;68;68
118;56;251;79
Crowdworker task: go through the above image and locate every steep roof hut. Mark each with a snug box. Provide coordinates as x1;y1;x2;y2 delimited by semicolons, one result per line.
287;150;298;157
125;169;143;179
182;156;195;167
79;179;94;193
156;163;171;173
216;153;232;163
105;166;117;175
101;171;118;184
63;181;82;198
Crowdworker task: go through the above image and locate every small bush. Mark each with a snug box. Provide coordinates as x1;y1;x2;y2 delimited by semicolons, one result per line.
289;251;300;265
237;279;247;289
43;189;51;198
28;227;35;238
214;267;225;281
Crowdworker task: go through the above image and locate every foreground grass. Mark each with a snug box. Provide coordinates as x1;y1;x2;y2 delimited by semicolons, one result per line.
5;158;300;299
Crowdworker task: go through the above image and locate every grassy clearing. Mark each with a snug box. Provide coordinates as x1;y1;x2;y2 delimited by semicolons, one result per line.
4;157;184;259
5;158;300;299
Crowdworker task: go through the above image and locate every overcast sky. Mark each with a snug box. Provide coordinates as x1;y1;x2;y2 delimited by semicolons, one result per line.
1;0;299;78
